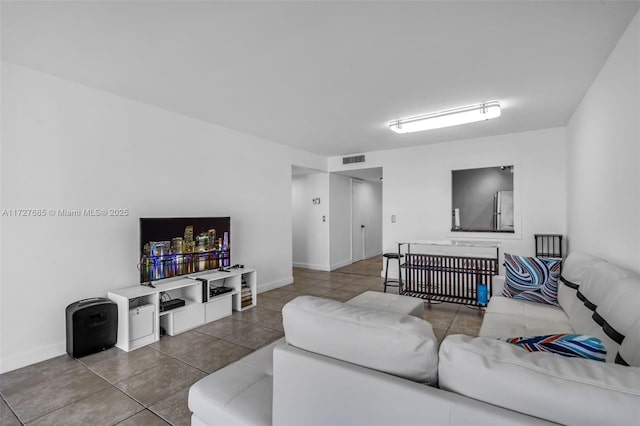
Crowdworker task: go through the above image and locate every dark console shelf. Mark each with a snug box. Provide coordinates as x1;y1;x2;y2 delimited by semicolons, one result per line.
160;298;186;312
209;286;235;298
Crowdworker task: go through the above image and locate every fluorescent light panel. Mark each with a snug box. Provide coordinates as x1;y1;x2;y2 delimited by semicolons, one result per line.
389;101;501;133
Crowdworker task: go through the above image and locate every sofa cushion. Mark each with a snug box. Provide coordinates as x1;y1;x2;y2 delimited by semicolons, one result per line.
503;254;560;305
618;317;640;367
503;334;607;361
559;252;606;286
346;291;424;318
479;311;574;338
568;262;637;354
579;262;637;311
481;295;573;338
282;295;438;384
557;252;605;319
439;334;640;426
592;277;640;356
485;295;569;322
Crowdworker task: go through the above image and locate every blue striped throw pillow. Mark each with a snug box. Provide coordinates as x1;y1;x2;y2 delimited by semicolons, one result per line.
503;253;560;305
504;334;607;362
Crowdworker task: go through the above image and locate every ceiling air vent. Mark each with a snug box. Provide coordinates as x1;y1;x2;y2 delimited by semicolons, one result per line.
342;155;365;165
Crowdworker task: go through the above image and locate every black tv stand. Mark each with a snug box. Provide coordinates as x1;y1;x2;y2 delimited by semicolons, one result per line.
143;282;156;289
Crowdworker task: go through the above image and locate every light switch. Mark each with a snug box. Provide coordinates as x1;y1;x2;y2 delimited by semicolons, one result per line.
391;215;397;223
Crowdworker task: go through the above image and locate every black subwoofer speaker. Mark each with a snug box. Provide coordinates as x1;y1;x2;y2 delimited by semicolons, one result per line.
66;298;118;358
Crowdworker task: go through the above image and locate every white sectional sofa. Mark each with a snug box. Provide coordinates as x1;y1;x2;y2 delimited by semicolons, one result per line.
189;252;640;425
440;252;640;425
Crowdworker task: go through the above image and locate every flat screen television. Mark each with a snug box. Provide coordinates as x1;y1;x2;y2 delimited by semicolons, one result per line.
139;217;231;283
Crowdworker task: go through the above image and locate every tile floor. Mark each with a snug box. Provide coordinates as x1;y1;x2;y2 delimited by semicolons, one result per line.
0;255;483;425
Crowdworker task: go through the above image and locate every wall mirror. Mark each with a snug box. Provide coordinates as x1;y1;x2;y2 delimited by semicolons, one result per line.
451;165;514;233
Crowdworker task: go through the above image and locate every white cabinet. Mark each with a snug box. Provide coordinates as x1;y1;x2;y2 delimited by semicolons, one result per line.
130;303;155;342
157;279;205;336
108;267;257;351
109;292;160;352
205;296;232;322
162;303;205;336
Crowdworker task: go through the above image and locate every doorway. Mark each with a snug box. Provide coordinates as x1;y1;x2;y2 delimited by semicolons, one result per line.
351;179;365;263
337;167;383;264
291;165;383;271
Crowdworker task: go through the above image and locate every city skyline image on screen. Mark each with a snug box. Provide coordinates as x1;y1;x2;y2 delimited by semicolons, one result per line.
140;217;231;283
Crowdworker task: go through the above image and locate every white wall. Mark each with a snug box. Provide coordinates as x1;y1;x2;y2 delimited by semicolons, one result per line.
0;62;325;372
566;12;640;273
330;127;567;277
291;172;330;270
329;173;351;269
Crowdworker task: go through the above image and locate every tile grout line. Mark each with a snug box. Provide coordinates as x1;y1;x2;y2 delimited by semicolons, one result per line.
16;376;116;425
114;408;166;426
13;357;116;424
144;344;211;376
1;393;23;426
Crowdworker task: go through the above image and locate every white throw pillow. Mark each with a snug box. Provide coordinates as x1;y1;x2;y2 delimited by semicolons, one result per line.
282;296;438;385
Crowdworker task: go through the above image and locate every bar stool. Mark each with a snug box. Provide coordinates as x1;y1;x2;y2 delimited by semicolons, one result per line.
383;252;404;293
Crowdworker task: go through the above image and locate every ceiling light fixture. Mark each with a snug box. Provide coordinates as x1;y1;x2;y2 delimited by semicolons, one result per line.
388;101;501;134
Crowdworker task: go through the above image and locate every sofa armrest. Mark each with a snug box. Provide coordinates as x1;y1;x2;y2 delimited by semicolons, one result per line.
273;343;553;426
188;338;283;426
492;275;505;297
439;335;640;426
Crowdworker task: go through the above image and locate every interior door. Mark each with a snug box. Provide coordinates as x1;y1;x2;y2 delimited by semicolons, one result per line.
351;179;365;262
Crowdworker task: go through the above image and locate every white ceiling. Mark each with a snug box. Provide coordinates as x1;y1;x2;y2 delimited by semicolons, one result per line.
335;167;383;183
2;1;638;156
292;165;382;182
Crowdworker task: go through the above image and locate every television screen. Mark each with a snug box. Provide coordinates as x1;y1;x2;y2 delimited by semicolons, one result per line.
140;217;230;283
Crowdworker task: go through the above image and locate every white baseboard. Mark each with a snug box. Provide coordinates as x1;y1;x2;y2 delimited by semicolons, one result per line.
257;276;294;293
1;340;66;374
330;259;352;271
293;259;355;271
292;262;331;271
365;250;383;259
